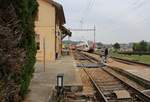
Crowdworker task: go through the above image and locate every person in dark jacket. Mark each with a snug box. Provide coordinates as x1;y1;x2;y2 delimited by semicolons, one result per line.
104;48;108;63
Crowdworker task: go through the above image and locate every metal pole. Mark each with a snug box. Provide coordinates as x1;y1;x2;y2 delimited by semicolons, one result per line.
94;25;96;43
43;38;45;72
94;25;96;48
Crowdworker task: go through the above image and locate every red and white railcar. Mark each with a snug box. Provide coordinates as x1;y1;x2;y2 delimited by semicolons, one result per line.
76;41;95;52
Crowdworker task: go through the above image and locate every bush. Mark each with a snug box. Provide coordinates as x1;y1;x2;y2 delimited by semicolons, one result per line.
0;0;38;101
113;42;120;50
133;40;149;52
12;0;38;98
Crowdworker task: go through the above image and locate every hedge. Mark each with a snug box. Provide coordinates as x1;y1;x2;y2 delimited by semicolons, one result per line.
12;0;38;97
0;0;38;101
12;0;38;98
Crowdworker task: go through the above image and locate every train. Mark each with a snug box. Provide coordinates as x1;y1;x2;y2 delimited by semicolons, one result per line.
76;41;95;52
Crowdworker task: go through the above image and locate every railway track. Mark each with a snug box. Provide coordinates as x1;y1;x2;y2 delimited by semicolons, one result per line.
80;51;150;89
93;52;150;67
74;51;150;102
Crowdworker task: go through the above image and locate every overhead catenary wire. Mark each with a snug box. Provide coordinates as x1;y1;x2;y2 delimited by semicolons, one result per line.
80;0;96;24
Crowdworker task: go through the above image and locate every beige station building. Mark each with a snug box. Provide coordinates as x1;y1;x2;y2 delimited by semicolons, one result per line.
35;0;71;61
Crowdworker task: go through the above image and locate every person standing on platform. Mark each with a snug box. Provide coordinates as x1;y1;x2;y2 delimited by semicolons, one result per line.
104;48;108;63
99;47;108;65
99;48;105;66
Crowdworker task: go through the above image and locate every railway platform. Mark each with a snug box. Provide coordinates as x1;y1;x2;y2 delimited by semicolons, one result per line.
107;59;150;82
81;52;150;88
24;55;83;102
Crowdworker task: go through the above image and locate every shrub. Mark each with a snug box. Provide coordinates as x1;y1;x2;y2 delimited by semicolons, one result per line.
12;0;38;98
0;0;38;101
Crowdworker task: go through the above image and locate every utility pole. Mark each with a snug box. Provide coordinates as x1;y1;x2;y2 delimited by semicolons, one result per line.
94;25;96;48
43;38;45;72
94;25;96;43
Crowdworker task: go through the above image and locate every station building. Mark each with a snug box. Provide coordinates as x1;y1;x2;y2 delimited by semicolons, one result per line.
35;0;71;61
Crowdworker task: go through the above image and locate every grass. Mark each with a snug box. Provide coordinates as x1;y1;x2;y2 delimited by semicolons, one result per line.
111;52;150;64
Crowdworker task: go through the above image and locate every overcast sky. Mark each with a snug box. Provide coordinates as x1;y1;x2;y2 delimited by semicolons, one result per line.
55;0;150;44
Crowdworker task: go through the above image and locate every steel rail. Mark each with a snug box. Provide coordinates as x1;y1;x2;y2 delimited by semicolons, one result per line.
83;68;108;102
93;52;150;67
111;56;150;67
82;51;150;88
78;51;150;102
103;67;150;102
75;52;108;102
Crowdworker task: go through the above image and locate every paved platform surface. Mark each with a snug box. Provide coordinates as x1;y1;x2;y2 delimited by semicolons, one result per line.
24;56;82;102
107;59;150;82
82;52;150;82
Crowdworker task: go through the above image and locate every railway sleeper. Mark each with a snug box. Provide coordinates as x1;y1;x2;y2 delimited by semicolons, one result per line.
99;86;124;90
101;87;125;92
104;90;135;102
96;80;121;83
97;83;123;87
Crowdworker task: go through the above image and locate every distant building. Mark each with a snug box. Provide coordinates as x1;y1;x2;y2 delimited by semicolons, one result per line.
119;44;133;52
35;0;71;61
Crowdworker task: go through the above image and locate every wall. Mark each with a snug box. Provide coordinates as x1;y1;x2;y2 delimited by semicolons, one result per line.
56;25;62;59
35;0;56;61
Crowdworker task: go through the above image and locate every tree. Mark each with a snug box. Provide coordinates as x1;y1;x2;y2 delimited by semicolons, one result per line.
0;0;38;101
139;40;148;52
133;43;140;52
113;42;120;50
96;42;103;49
148;43;150;52
133;41;148;52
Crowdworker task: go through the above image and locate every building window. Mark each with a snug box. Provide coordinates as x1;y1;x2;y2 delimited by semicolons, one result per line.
37;42;40;50
35;34;40;50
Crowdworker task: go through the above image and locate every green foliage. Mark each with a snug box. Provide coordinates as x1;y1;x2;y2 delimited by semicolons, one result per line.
139;40;148;52
63;40;80;47
133;40;149;52
113;42;120;50
0;0;38;100
148;44;150;52
133;43;140;52
111;53;150;64
96;42;103;49
11;0;38;98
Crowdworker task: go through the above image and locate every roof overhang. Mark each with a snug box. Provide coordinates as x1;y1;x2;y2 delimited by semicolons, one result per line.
60;26;72;39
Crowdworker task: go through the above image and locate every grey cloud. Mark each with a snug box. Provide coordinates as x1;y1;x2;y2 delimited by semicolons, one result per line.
56;0;150;43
